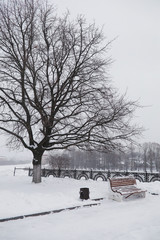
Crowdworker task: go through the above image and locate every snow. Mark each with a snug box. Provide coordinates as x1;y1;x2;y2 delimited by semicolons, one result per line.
1;165;160;239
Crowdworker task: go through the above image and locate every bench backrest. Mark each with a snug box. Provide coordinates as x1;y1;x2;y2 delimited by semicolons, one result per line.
109;177;136;188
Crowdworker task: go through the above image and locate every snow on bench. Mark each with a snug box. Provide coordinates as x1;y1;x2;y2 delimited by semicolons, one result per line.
108;176;147;202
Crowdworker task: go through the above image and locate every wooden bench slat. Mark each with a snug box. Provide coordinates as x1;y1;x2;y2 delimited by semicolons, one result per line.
110;178;136;188
112;186;145;194
108;177;146;201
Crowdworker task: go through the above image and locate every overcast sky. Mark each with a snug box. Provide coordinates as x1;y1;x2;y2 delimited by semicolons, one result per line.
52;0;160;142
1;0;160;159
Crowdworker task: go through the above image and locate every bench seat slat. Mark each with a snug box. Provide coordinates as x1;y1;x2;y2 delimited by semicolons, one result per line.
112;186;144;195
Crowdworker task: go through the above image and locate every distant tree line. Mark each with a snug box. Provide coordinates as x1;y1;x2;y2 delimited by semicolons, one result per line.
47;142;160;173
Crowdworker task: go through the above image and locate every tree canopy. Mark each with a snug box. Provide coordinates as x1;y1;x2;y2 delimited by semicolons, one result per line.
0;0;140;182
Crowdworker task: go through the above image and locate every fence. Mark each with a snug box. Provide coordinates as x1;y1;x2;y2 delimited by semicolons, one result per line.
14;167;160;182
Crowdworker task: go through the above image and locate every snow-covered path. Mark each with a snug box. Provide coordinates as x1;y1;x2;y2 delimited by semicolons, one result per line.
0;165;160;240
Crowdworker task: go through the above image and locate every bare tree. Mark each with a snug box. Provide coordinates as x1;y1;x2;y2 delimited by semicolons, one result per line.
141;143;148;172
0;0;140;183
141;142;160;173
48;153;70;169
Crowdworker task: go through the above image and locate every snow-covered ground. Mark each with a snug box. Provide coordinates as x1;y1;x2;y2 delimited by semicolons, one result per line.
1;165;160;240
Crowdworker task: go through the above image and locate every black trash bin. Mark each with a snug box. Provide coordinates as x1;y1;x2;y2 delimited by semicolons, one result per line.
80;188;89;200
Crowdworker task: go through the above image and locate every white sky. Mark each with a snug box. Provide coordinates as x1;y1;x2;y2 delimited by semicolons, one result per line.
1;0;160;159
52;0;160;143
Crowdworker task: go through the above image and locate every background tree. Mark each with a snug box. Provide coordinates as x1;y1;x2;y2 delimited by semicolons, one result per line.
141;142;160;172
48;153;70;170
0;0;140;183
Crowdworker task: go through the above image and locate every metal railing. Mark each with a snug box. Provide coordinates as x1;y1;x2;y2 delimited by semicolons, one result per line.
15;167;160;182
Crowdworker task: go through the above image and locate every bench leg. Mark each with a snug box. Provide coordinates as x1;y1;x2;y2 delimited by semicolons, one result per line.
109;193;122;202
142;192;146;198
115;193;122;202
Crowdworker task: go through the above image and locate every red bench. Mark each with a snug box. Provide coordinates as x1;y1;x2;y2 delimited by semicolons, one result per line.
108;177;146;201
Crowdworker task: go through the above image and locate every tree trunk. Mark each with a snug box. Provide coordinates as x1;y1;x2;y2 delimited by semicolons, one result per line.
32;151;44;183
32;163;42;183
